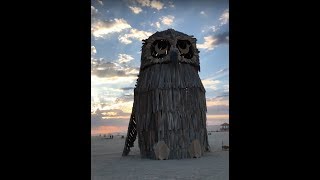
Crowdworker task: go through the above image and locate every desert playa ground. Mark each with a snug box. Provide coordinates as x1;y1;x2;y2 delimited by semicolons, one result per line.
91;130;229;180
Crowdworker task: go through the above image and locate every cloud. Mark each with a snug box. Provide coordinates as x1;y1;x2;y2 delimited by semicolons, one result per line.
91;54;138;122
92;62;124;77
136;0;150;6
129;6;142;14
91;80;137;113
95;108;131;118
151;21;161;28
202;79;221;90
136;0;164;10
206;95;229;106
91;109;130;132
201;25;218;34
150;0;164;10
156;22;161;28
206;95;229;115
116;94;134;103
205;95;229;125
118;36;132;44
214;32;229;44
216;68;228;74
91;93;134;135
118;54;134;63
197;36;217;51
223;85;229;92
118;28;153;44
168;1;174;8
91;59;138;78
207;105;228;115
197;32;229;51
219;9;229;26
91;6;98;16
121;87;135;91
160;15;174;25
91;46;97;56
210;26;217;32
201;68;229;83
92;18;131;38
97;0;104;6
206;115;229;126
91;83;136;113
201;70;228;98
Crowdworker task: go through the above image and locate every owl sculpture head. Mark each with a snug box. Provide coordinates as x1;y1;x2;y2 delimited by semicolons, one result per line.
140;28;200;71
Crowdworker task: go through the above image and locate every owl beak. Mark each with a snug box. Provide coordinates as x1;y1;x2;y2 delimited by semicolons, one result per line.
170;48;179;66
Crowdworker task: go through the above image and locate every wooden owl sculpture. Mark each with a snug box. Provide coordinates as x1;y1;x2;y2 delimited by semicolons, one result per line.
122;29;210;159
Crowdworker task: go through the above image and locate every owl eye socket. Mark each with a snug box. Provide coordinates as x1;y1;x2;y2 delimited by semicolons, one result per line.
151;40;170;58
177;40;193;59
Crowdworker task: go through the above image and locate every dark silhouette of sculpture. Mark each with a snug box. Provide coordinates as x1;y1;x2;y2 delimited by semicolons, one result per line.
122;29;210;159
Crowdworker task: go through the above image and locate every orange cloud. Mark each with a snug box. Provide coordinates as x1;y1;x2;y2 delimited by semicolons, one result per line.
91;125;127;135
206;114;229;125
207;114;229;119
206;98;229;106
102;116;130;119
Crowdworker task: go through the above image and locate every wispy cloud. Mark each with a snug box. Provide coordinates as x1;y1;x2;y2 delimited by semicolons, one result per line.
201;68;229;81
91;6;98;16
96;108;131;119
201;68;229;98
97;0;104;6
92;18;132;38
206;94;229;125
223;85;229;92
136;0;150;6
118;35;132;44
219;9;229;26
206;95;229;107
118;28;152;44
151;21;161;28
201;25;218;33
202;79;221;90
168;1;174;8
136;0;164;10
129;6;142;14
210;26;217;32
160;15;174;25
150;15;174;29
150;0;164;10
118;54;134;63
216;68;228;74
206;115;229;126
116;94;134;103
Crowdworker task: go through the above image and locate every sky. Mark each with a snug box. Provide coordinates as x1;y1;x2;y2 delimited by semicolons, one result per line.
91;0;229;135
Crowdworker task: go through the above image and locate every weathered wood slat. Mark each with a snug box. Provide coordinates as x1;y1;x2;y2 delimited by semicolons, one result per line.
122;29;211;159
